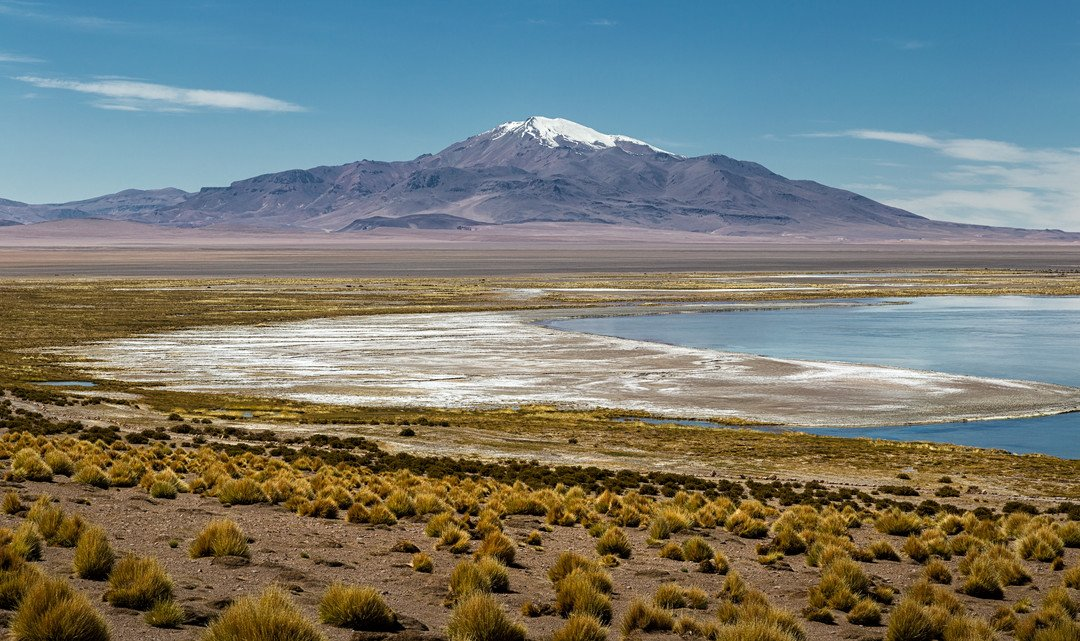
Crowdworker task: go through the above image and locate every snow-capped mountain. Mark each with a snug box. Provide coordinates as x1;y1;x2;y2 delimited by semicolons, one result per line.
490;116;672;154
1;117;1073;240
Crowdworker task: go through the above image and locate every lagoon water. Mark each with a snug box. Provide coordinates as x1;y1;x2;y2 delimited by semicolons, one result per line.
551;296;1080;458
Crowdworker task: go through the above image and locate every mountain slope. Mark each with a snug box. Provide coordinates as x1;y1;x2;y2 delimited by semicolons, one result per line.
2;117;1074;240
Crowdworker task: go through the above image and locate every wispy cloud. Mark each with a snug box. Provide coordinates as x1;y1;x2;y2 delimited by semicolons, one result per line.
14;75;306;113
807;129;1038;163
587;18;617;27
876;37;932;51
0;1;128;31
0;52;43;63
896;39;931;50
842;182;897;192
806;129;1080;229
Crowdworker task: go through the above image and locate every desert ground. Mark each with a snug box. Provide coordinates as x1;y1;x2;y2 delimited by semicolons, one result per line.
2;221;1080;277
0;244;1078;641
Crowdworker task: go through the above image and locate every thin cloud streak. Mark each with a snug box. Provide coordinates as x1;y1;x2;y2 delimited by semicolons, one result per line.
0;1;128;31
807;129;1080;230
15;75;306;113
0;52;43;63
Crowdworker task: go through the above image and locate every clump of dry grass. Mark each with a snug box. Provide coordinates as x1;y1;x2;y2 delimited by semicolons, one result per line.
449;558;510;600
621;598;674;636
923;558;952;585
204;586;325;641
884;599;935;641
319;583;397;631
548;552;595;584
959;544;1030;598
812;556;871;612
149;481;177;499
1064;564;1080;589
446;593;527;641
9;575;110;641
10;448;52;482
713;583;805;641
875;508;923;536
847;597;881;626
699;550;730;575
769;524;808;556
866;539;901;561
73;526;114;580
941;615;997;641
476;530;516;565
648;506;692;541
682;536;714;563
11;522;43;561
189;519;250;559
412;552;434;573
595;527;631;559
216;477;265;506
653;583;688;609
555;571;613;624
1017;525;1064;562
43;450;74;477
0;553;42;610
391;539;419;553
144;600;185;629
438;525;472;554
724;508;769;539
2;491;23;515
1012;582;1080;639
1059;522;1080;548
552;613;607;641
73;464;109;489
26;495;78;546
104;554;173;610
658;541;684;561
106;458;144;488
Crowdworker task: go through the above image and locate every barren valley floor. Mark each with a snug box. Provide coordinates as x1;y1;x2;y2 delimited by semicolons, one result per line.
0;252;1078;641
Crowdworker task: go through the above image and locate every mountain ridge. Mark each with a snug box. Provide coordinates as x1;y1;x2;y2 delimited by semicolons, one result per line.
2;117;1075;241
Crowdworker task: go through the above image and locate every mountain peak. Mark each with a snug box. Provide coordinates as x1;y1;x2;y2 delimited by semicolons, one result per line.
488;116;672;155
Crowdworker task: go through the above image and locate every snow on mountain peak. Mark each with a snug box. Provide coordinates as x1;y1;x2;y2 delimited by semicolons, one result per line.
489;116;671;155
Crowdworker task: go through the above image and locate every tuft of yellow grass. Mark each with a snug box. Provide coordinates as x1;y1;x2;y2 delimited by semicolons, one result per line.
318;583;397;631
104;554;173;610
205;586;325;641
73;526;114;580
10;575;110;641
446;593;526;641
189;519;250;559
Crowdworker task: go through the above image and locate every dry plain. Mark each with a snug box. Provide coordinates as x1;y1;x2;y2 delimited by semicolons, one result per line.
0;241;1079;641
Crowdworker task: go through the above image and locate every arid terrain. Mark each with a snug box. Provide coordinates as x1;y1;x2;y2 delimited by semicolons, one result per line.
2;222;1080;277
0;261;1078;641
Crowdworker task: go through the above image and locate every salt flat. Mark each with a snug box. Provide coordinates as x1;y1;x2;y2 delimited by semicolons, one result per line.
62;309;1080;427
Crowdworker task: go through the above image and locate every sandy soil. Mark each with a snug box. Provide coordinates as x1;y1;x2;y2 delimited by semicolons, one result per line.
61;307;1080;427
5;469;1073;641
2;221;1080;277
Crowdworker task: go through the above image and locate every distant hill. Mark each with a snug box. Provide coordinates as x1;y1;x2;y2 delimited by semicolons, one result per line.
2;117;1075;241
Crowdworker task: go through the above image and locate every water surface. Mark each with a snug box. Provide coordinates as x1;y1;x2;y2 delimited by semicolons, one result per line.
553;296;1080;458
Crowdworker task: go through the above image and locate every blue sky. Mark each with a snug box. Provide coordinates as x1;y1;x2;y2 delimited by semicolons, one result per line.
2;1;1078;230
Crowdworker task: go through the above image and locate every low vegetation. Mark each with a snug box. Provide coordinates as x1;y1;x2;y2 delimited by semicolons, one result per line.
9;575;110;641
447;593;527;641
104;554;173;610
204;587;325;641
318;583;397;631
189;519;250;559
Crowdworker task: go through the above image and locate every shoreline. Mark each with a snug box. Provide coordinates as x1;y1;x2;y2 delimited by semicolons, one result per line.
57;302;1080;428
